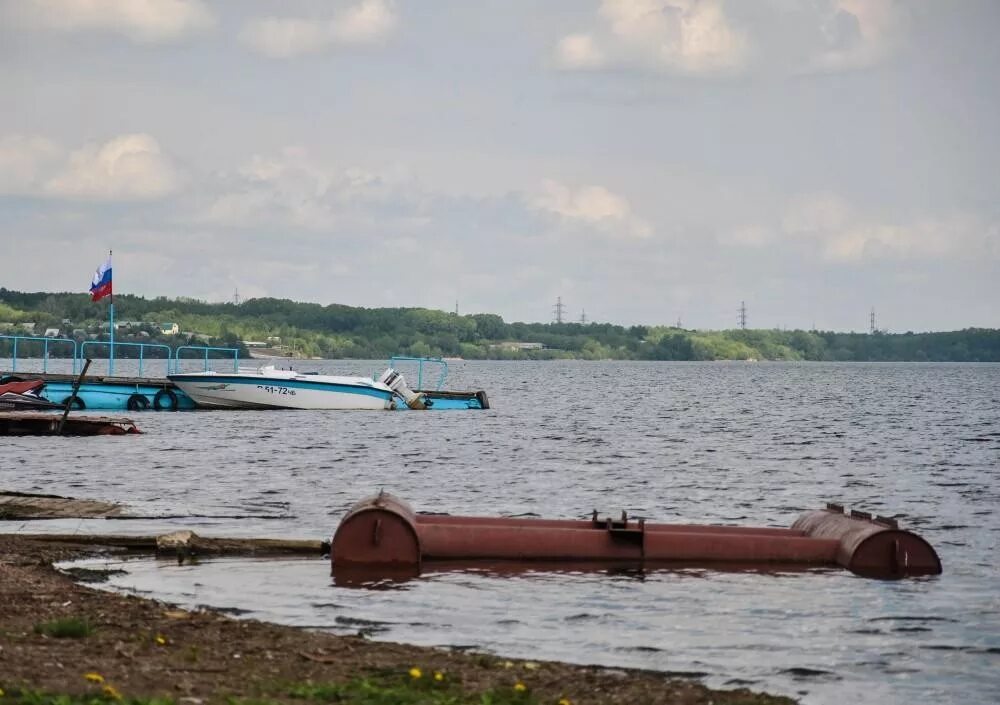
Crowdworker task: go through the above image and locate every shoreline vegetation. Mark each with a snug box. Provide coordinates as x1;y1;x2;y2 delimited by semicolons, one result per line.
0;532;795;705
2;289;998;363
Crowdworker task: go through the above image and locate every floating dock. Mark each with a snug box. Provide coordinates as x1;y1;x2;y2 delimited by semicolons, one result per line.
331;493;942;580
0;371;193;411
0;412;141;436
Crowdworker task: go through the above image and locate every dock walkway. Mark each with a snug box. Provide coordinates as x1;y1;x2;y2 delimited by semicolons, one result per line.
0;411;141;436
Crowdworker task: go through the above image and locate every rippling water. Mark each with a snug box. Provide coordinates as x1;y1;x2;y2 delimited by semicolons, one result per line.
4;360;999;704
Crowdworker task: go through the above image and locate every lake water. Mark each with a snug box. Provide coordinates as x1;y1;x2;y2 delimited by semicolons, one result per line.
3;360;999;704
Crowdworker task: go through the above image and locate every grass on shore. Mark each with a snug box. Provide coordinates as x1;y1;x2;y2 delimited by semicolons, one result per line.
32;618;94;639
1;669;555;705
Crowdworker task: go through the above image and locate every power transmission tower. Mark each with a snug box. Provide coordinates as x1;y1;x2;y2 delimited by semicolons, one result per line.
553;296;566;324
454;300;459;316
579;309;587;324
233;288;241;306
870;307;877;334
676;315;682;329
738;301;747;330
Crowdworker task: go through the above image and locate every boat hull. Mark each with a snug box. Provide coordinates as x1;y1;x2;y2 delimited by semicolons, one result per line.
168;374;395;410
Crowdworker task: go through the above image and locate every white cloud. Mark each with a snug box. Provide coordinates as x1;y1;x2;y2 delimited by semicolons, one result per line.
726;192;994;264
0;134;178;201
196;147;419;231
554;0;749;75
781;192;853;236
46;134;179;201
808;0;906;72
0;135;61;194
332;0;397;44
533;179;652;238
240;0;397;59
5;0;215;43
554;33;606;69
0;133;179;201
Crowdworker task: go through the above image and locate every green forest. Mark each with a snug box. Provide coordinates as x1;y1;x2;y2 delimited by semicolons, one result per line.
1;288;998;362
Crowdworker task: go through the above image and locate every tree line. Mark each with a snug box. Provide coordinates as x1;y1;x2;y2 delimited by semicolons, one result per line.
1;289;998;362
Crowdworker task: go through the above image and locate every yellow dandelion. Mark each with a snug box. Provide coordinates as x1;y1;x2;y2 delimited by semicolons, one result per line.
155;634;167;645
102;684;123;701
514;682;527;692
409;667;422;679
434;671;444;682
0;686;5;697
559;699;572;705
84;673;105;684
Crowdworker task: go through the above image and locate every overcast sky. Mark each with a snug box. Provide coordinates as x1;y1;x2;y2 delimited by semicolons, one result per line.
1;0;998;331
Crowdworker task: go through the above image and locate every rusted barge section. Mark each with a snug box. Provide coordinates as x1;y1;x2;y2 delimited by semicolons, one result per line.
0;411;140;436
332;493;941;580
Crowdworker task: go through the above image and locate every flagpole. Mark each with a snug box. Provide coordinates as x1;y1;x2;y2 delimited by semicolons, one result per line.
109;249;115;376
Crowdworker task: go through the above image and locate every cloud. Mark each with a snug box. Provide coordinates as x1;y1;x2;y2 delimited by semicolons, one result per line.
781;192;853;236
718;225;774;247
47;134;179;201
533;179;652;238
0;135;61;194
553;0;749;74
196;147;422;231
554;33;606;70
4;0;215;43
0;133;179;201
808;0;906;72
240;0;397;59
724;192;994;263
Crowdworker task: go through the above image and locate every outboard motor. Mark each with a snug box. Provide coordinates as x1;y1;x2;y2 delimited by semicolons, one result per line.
378;368;427;410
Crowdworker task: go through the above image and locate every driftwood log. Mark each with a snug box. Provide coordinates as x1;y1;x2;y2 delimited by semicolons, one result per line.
0;490;122;519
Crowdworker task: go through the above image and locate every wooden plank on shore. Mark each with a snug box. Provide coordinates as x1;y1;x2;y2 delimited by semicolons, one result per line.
0;491;122;519
18;532;326;556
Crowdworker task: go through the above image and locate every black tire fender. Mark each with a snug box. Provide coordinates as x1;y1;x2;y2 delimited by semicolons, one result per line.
153;388;179;412
61;396;85;410
126;393;151;412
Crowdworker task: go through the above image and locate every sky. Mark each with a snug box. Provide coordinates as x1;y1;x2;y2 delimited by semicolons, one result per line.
1;0;998;332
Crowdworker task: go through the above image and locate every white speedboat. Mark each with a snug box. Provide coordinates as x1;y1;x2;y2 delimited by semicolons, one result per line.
167;366;426;410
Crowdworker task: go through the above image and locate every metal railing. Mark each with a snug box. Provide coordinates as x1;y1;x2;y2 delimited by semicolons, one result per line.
389;355;448;391
2;335;241;378
171;345;241;373
80;341;172;377
0;334;79;374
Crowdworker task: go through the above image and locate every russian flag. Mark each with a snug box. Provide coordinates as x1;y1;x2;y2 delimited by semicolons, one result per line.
89;254;113;302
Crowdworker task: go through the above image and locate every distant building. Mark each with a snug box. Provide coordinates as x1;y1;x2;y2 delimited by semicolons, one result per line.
20;322;36;333
43;328;61;338
160;323;180;336
489;341;545;351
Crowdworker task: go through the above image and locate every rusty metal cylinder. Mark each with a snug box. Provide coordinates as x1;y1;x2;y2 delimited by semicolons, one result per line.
418;523;643;561
330;495;942;579
643;531;839;564
331;493;421;567
792;508;942;577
